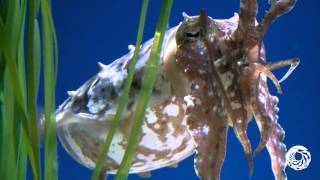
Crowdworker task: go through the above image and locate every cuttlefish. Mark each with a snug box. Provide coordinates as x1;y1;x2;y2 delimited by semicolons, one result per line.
55;0;299;179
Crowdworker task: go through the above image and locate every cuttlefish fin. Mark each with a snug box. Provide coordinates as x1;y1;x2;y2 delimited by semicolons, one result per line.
136;171;151;178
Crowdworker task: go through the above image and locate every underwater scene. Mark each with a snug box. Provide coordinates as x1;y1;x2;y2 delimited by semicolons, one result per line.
0;0;319;180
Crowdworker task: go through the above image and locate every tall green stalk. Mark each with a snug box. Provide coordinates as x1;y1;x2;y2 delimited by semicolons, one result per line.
114;0;173;179
0;0;41;179
41;0;58;179
0;0;58;180
91;1;149;179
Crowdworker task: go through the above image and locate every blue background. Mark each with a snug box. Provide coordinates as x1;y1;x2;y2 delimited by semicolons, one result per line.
48;0;319;179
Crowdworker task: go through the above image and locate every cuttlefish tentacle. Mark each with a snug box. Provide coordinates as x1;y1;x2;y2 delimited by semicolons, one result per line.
208;57;254;176
222;70;253;175
238;0;258;33
232;117;253;175
251;62;282;94
266;58;300;83
266;96;287;180
248;62;282;155
257;0;297;37
247;58;298;168
250;76;273;156
252;74;287;179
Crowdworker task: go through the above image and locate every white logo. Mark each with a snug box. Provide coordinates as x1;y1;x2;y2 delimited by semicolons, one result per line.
286;145;311;171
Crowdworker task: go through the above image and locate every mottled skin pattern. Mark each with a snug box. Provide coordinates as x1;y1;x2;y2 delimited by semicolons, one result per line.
55;0;298;179
173;0;297;179
56;27;196;175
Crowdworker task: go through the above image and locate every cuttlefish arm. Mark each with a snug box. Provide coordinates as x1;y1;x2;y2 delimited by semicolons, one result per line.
250;72;287;180
266;58;300;83
266;95;288;180
175;63;231;180
187;108;229;180
184;78;229;180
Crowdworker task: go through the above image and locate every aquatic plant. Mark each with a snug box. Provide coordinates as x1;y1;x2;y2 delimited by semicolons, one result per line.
0;0;58;179
0;0;172;179
68;0;174;179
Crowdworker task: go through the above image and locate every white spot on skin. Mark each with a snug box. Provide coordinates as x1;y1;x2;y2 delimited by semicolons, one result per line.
231;101;242;109
154;123;160;129
214;58;225;68
259;83;268;95
163;104;179;117
56;111;64;123
106;132;126;165
192;125;210;135
260;74;267;81
203;125;210;134
140;125;166;151
99;69;128;88
195;98;202;105
139;120;189;153
128;44;135;52
165;123;186;150
184;95;195;107
219;71;234;90
146;108;157;124
258;94;266;104
198;69;206;74
209;36;214;42
137;154;156;162
212;106;218;112
87;99;106;114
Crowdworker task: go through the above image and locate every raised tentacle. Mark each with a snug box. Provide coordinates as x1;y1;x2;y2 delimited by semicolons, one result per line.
257;0;297;37
266;96;287;180
251;62;282;94
266;58;300;83
238;0;258;34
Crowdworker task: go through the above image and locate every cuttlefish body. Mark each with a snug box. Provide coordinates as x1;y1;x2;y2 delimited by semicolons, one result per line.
55;0;299;179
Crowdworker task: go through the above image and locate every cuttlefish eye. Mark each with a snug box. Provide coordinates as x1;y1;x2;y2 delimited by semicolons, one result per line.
176;10;209;46
185;31;200;38
176;24;204;46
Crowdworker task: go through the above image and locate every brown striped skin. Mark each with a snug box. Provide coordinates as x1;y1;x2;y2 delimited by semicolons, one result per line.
56;1;298;179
